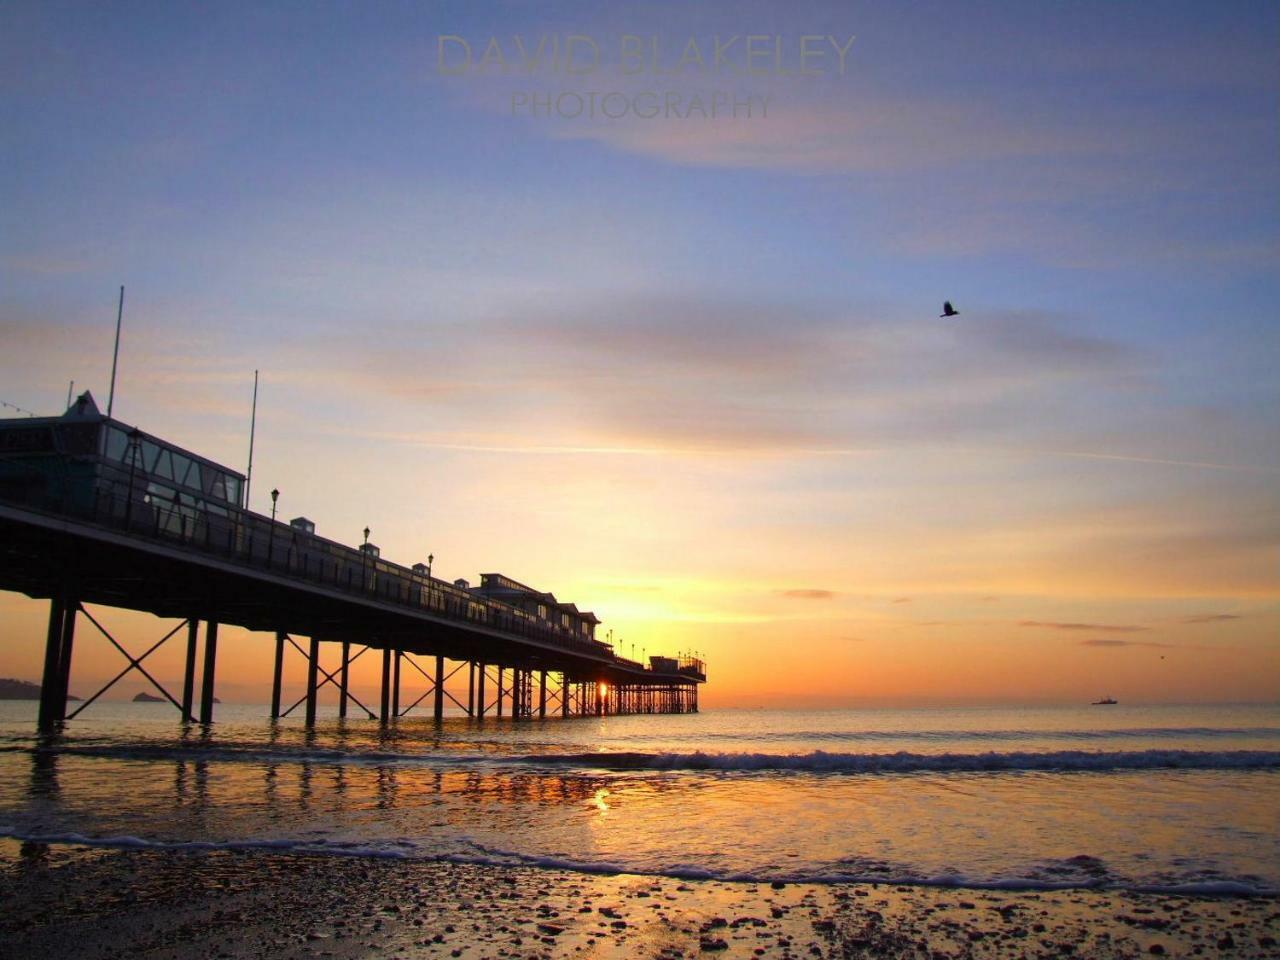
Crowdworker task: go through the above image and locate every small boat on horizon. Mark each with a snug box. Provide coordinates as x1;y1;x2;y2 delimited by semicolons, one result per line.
1092;696;1118;705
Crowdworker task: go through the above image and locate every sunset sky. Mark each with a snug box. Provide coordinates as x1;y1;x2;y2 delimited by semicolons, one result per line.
1;1;1277;707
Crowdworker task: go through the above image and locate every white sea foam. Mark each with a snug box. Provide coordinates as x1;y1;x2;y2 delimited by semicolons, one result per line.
2;827;1273;896
516;748;1280;774
0;829;418;859
650;726;1280;743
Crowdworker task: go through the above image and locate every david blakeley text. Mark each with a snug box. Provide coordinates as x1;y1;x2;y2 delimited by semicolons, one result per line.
438;34;856;77
511;90;771;120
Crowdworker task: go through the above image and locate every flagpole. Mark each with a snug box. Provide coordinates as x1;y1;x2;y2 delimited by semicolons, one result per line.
106;285;124;417
245;369;259;510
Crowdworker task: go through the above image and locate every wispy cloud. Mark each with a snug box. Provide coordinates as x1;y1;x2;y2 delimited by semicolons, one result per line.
475;299;1137;455
549;93;1113;177
1022;621;1147;633
1079;639;1173;648
294;293;1151;460
779;589;835;600
1039;450;1280;474
1181;613;1242;624
1;253;99;275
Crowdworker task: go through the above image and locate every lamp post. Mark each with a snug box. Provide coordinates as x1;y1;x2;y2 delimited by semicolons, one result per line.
426;552;434;608
363;526;371;593
266;488;279;566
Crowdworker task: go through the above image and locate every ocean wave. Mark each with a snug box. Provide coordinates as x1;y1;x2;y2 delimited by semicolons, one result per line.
1;828;1274;896
0;828;418;859
514;748;1280;774
0;743;427;770
7;742;1280;776
462;842;1279;896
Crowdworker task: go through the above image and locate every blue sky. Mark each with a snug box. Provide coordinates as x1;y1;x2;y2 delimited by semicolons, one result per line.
1;1;1277;703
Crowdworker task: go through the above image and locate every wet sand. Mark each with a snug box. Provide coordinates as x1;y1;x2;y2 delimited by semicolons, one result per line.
0;840;1276;959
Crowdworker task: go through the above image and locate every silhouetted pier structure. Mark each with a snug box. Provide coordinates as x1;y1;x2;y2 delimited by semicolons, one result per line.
0;394;704;730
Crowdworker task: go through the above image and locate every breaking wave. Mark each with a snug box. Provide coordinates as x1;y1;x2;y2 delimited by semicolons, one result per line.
516;748;1280;774
6;740;1280;776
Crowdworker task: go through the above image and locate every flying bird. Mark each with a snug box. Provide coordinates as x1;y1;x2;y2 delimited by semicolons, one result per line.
940;301;959;318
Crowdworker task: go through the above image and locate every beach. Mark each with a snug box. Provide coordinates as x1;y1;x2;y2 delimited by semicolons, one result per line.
2;841;1277;959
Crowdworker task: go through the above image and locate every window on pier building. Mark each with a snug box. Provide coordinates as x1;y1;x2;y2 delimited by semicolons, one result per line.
561;613;571;629
537;603;548;620
102;424;244;509
140;439;161;473
104;427;129;463
153;448;175;482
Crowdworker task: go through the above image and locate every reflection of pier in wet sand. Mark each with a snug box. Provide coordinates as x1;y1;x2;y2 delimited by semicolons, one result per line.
0;394;705;730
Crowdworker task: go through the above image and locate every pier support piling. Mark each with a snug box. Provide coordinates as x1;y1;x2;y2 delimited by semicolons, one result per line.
379;647;391;723
392;650;401;719
38;595;68;730
338;642;350;719
55;600;77;723
270;630;285;719
433;655;444;721
199;621;218;724
304;636;320;726
182;620;199;722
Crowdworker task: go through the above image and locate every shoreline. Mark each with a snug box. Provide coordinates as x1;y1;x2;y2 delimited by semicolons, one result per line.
2;841;1276;959
2;830;1277;899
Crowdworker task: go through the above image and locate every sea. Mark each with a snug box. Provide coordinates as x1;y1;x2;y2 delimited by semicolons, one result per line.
1;702;1277;896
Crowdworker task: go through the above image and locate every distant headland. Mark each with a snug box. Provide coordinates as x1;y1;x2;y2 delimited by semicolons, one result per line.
128;690;219;704
0;678;81;702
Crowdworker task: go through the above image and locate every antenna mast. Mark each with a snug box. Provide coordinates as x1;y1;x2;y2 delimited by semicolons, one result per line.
107;285;125;417
245;370;259;509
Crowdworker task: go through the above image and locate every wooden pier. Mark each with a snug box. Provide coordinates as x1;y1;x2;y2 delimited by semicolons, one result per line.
0;394;704;729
